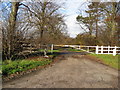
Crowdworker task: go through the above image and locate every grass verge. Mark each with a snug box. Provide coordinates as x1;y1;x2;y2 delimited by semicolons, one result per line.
2;58;52;76
90;54;119;70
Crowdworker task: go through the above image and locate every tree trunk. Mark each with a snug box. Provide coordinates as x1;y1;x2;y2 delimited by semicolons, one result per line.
8;2;19;60
89;13;92;35
40;30;44;44
117;22;120;46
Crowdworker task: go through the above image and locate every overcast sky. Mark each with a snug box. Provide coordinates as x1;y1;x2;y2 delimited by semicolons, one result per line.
59;0;89;38
58;0;120;38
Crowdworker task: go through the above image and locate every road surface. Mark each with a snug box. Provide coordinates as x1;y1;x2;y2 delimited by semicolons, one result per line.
3;54;118;88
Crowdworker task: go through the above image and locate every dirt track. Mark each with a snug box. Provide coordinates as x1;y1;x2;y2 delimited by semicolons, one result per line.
3;54;118;88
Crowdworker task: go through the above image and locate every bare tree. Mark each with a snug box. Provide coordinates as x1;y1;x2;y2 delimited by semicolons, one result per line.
2;1;67;60
22;1;66;45
2;2;30;60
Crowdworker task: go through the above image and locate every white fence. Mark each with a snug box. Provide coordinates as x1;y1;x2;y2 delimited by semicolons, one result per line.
95;46;120;56
78;46;120;56
54;45;120;56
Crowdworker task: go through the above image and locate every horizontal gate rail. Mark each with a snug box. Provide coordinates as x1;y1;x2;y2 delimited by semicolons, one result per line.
54;45;120;56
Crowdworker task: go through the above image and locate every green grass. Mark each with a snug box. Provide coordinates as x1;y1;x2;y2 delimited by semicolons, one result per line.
0;67;1;77
90;54;119;70
2;59;52;76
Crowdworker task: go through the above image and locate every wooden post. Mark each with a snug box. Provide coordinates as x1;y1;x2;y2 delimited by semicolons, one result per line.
101;46;103;54
113;46;117;56
108;46;110;54
87;47;89;52
96;45;98;54
30;44;32;53
51;44;54;54
79;46;81;50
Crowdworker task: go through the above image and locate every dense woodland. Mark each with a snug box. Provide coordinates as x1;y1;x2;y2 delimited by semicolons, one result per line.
1;1;120;60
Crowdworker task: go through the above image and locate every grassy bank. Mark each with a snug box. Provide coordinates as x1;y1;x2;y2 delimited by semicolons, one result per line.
2;58;52;76
0;67;1;77
90;54;119;70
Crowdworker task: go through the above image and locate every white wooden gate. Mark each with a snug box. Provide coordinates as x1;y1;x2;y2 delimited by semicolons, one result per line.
95;46;120;56
54;45;120;56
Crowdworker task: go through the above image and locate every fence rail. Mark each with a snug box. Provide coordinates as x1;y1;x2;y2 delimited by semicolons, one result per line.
21;44;120;56
79;46;120;56
54;45;120;56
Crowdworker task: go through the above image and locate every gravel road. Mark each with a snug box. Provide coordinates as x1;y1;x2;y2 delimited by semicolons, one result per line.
3;54;118;88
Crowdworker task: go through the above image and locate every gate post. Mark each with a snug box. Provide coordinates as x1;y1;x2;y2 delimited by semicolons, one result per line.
113;46;117;56
51;44;54;53
96;45;99;54
79;45;81;50
108;46;110;54
87;47;89;52
101;46;103;54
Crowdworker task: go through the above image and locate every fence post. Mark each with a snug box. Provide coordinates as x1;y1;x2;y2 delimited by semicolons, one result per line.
101;46;103;54
87;47;89;52
51;44;54;53
96;45;98;54
108;46;110;54
79;45;81;50
113;46;117;56
30;44;32;53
